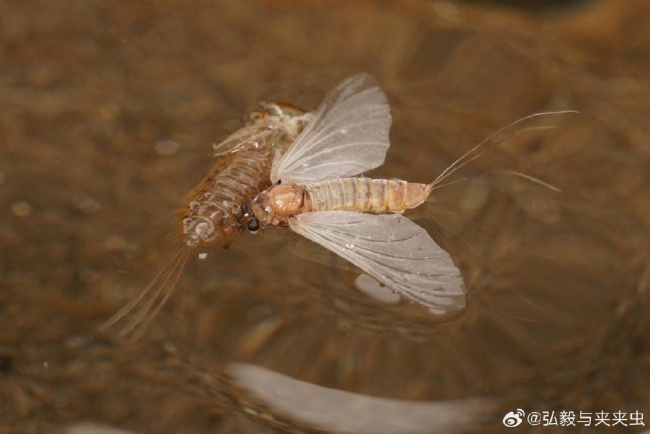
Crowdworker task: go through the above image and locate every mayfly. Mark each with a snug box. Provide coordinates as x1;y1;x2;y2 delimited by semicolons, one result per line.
243;74;574;314
103;99;313;340
104;73;575;340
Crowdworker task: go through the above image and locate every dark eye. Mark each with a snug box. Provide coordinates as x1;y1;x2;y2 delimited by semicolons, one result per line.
247;218;259;232
276;179;282;185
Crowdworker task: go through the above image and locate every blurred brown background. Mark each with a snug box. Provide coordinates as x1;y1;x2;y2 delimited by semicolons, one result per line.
1;0;649;433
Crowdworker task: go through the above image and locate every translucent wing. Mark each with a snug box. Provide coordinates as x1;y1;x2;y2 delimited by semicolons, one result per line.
289;211;466;312
271;73;392;184
212;124;275;157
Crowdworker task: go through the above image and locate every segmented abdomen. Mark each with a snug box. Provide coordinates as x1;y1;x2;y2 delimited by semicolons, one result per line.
305;178;432;214
179;146;275;245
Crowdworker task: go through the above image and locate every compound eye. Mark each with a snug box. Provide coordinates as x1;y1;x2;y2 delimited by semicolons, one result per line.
247;218;260;233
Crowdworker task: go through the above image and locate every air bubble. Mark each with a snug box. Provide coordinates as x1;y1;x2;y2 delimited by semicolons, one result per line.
355;274;400;304
428;307;447;315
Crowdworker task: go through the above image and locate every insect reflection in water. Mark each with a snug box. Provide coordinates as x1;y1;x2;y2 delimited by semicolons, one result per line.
103;73;576;340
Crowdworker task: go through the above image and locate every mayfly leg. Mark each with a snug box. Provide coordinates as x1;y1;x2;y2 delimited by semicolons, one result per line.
101;247;191;341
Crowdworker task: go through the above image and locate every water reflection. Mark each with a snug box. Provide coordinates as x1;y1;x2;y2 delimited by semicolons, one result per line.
227;363;494;433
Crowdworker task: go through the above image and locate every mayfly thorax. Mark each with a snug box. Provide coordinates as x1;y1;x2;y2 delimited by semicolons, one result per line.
104;73;577;340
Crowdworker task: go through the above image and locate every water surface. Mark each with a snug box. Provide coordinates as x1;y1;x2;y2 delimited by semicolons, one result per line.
1;1;649;433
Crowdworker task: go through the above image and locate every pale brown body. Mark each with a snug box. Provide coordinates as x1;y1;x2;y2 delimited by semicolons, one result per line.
180;146;275;245
179;103;310;246
250;178;434;226
102;103;309;339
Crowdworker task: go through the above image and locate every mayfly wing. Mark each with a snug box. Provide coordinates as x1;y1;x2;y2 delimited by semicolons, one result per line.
288;232;357;271
289;211;466;312
271;73;392;185
101;247;191;341
212;125;275;157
